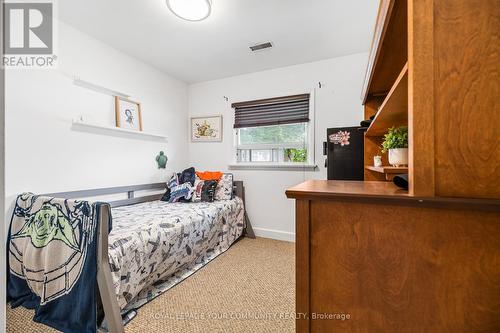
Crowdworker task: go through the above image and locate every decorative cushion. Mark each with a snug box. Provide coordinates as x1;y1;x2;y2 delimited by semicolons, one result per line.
178;167;196;186
167;172;179;189
161;173;179;202
196;171;223;181
201;180;218;202
191;178;204;203
169;183;194;203
160;187;171;202
215;173;234;201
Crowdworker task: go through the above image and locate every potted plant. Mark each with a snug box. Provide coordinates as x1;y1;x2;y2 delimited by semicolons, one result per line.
381;126;408;167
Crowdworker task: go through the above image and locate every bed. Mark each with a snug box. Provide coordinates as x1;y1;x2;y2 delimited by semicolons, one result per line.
37;180;253;333
109;197;245;310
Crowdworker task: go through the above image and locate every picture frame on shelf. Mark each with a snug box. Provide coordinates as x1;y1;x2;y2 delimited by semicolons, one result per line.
115;96;143;131
191;115;223;142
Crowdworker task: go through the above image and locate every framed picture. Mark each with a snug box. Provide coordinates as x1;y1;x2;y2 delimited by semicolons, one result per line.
191;115;223;142
115;96;143;131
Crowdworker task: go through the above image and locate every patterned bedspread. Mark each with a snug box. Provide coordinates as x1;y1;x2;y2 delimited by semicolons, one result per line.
108;198;245;310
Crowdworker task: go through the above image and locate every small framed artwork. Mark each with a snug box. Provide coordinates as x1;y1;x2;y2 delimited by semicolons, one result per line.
191;115;223;142
115;96;143;131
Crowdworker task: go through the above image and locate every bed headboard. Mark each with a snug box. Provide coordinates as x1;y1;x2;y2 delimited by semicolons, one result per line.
43;181;245;207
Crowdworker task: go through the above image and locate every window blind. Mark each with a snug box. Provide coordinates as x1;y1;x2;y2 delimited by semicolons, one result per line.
232;93;310;129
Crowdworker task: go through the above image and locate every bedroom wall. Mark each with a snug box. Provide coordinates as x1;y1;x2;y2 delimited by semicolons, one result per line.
188;53;368;241
0;0;5;327
4;21;189;228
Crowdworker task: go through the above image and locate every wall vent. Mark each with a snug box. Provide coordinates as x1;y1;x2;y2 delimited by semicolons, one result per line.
250;42;273;52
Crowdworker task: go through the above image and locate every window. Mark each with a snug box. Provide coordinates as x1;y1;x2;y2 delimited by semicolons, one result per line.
232;94;314;167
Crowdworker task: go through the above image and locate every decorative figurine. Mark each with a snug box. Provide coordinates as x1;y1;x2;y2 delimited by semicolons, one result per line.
156;151;168;169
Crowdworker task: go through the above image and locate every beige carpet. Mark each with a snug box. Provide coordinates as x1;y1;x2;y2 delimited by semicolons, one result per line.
7;237;295;333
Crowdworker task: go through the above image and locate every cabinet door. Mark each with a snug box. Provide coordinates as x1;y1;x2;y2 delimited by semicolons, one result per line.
308;200;500;332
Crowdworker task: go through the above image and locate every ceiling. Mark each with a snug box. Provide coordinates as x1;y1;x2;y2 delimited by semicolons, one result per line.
59;0;379;83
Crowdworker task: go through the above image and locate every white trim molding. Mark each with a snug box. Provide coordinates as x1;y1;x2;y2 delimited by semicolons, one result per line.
252;227;295;242
228;163;317;171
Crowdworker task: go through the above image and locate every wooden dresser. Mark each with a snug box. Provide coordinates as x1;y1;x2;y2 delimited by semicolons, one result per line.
286;0;500;332
286;181;500;332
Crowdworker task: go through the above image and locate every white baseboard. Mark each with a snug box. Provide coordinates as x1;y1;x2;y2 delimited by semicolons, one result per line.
252;227;295;242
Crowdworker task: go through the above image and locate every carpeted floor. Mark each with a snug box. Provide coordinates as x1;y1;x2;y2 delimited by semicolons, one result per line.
7;237;295;333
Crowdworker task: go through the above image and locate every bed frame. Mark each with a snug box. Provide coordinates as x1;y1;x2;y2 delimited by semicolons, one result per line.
43;181;254;333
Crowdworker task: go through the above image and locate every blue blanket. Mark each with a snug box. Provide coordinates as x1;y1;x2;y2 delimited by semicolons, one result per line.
7;193;108;333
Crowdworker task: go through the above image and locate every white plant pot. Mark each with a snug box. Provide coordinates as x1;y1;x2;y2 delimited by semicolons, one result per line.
388;148;408;167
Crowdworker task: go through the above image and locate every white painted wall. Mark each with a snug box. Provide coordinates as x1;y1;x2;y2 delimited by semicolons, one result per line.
188;53;368;241
4;21;188;223
4;21;366;250
0;0;5;329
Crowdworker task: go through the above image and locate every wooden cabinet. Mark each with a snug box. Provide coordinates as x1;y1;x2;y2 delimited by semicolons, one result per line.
362;0;499;198
287;0;500;331
286;181;500;333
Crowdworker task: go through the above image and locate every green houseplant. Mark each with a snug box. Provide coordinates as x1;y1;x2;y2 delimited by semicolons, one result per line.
285;148;307;163
381;126;408;167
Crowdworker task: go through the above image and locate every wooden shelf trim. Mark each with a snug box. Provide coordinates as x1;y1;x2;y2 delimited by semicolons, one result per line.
365;165;408;173
365;165;408;181
361;0;395;102
366;63;408;137
362;0;407;104
285;180;500;212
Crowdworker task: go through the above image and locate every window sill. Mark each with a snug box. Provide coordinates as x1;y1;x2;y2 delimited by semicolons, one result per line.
228;163;318;171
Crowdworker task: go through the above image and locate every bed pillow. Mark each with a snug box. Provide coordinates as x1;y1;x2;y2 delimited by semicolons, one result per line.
196;171;223;181
201;180;218;202
169;182;194;203
160;187;171;202
215;173;233;201
191;178;204;203
178;167;196;186
161;173;179;202
167;172;179;189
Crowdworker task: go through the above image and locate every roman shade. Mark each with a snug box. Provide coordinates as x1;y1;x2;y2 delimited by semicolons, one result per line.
232;93;310;128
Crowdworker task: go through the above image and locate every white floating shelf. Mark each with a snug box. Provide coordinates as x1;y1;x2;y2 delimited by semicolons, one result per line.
72;119;167;141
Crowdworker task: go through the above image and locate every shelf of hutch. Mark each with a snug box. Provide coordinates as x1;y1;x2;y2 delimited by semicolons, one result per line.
365;63;408;137
365;165;408;181
288;1;500;331
361;0;407;103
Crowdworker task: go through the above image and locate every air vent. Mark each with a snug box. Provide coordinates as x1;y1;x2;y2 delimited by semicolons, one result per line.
250;42;273;52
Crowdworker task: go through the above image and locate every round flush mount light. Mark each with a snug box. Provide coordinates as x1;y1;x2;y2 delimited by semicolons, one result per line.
166;0;212;22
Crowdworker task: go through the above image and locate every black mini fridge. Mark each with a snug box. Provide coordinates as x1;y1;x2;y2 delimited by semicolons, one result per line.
324;126;364;180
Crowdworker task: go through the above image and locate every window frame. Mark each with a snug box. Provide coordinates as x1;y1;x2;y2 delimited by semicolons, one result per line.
230;90;316;169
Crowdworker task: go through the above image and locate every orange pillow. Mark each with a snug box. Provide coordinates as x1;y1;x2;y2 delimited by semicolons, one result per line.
196;171;223;181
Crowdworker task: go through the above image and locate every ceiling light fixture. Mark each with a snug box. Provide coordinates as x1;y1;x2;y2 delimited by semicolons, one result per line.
166;0;212;22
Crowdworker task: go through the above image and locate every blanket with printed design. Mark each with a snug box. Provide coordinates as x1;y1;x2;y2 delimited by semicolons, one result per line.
7;193;106;333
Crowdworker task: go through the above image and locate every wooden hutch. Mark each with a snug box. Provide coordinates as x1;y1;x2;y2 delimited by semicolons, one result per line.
286;0;500;332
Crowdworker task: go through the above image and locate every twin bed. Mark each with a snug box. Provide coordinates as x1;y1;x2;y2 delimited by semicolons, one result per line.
109;195;246;311
10;181;252;333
